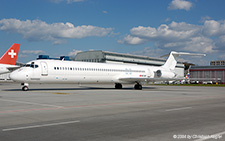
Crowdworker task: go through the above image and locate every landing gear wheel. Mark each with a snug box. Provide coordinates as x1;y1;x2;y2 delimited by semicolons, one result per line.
134;84;142;90
22;86;29;91
115;83;122;89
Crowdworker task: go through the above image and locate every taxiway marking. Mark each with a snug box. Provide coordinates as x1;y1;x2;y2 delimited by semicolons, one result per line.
0;99;63;108
165;107;192;112
2;120;80;132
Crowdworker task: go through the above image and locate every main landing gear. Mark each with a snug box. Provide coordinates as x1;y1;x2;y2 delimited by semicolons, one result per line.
134;83;142;90
21;83;29;91
115;83;142;90
115;83;122;89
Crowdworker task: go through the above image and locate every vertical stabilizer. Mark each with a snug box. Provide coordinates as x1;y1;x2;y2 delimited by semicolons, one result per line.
0;43;20;65
162;51;206;71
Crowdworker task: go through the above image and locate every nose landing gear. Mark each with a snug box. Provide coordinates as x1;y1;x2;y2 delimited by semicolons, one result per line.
21;83;29;91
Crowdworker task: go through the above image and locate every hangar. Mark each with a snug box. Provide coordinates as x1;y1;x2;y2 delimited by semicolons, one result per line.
190;65;225;83
74;50;185;77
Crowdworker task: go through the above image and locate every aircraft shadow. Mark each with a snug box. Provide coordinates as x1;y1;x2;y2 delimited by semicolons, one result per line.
3;86;156;91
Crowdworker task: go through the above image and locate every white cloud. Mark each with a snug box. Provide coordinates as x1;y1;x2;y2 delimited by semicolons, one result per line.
200;16;211;23
22;50;45;54
168;0;192;11
68;49;82;57
202;20;225;36
118;20;225;53
181;36;214;53
130;22;199;42
0;18;113;44
103;11;108;14
219;53;225;60
131;47;165;58
117;35;147;45
215;35;225;50
20;50;45;58
164;18;171;23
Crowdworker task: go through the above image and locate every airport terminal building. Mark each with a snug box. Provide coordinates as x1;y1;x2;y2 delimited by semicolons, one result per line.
74;50;185;77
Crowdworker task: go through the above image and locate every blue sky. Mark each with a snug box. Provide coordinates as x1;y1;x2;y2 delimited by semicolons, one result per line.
1;0;225;65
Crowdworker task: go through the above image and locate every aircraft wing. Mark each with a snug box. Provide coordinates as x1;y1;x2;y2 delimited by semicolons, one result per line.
7;65;20;71
119;77;185;83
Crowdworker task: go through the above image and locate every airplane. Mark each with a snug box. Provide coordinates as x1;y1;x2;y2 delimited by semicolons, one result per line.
9;51;205;91
0;43;20;74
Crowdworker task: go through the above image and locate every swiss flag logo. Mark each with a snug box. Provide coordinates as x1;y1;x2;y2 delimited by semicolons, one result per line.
0;43;20;65
8;49;17;58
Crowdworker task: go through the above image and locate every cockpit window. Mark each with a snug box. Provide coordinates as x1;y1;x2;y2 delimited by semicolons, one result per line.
24;64;39;68
30;64;34;68
25;64;30;67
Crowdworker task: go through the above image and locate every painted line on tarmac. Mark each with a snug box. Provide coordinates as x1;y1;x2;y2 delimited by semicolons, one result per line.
0;94;222;114
165;107;192;112
0;98;187;114
194;131;225;141
0;99;63;108
2;120;80;132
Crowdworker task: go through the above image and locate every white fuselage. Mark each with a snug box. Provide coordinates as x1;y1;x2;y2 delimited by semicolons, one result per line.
10;59;175;84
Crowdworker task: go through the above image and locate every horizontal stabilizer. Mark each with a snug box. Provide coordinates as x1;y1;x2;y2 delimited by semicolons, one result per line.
162;51;206;71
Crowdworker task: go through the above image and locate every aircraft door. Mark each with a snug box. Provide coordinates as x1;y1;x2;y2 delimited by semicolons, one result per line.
31;64;40;80
41;62;48;76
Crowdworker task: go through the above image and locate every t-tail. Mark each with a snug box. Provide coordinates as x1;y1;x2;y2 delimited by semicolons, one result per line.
0;43;20;65
161;51;206;71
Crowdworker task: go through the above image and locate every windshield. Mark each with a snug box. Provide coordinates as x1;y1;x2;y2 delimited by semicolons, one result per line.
24;63;38;68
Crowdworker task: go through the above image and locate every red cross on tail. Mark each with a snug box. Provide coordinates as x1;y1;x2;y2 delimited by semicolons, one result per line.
0;43;20;65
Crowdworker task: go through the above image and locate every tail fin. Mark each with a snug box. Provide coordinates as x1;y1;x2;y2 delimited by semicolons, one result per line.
0;43;20;65
162;51;206;71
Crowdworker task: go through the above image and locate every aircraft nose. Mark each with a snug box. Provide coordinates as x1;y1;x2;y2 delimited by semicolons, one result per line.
9;71;18;81
10;70;25;82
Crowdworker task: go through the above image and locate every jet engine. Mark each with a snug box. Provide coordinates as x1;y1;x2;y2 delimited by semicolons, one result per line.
154;69;176;78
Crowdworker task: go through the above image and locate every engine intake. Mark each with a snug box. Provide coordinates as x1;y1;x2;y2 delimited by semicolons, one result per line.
155;70;162;77
154;69;176;78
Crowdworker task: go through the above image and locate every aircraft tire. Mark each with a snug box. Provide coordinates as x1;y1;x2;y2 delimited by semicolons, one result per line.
134;84;142;90
115;83;122;89
22;86;29;91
